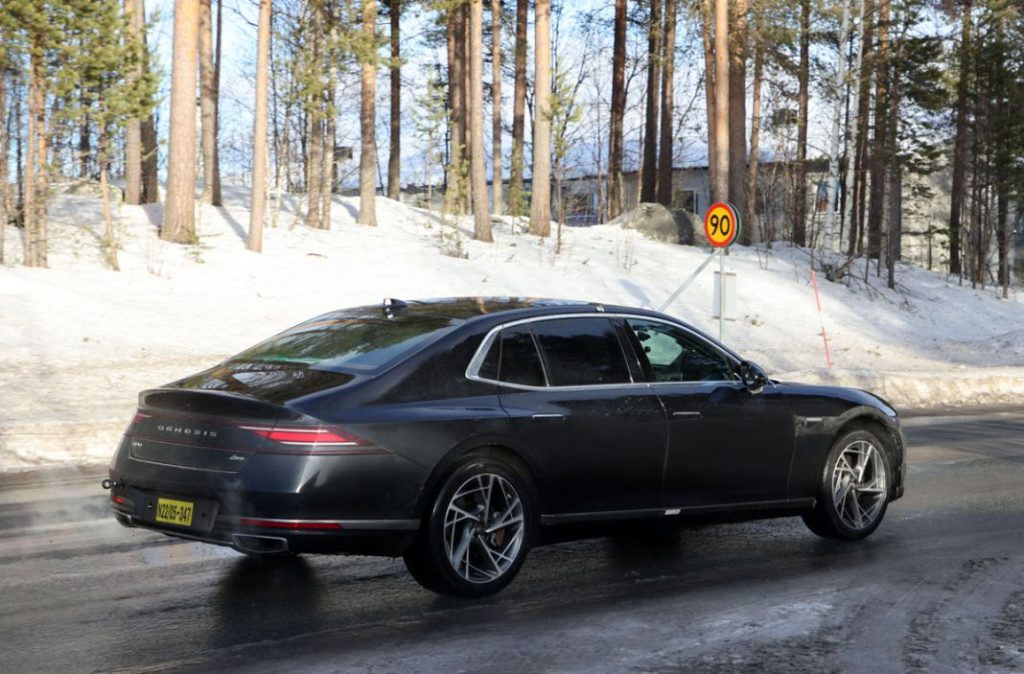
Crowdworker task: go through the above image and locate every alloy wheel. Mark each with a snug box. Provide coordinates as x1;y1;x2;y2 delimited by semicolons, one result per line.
443;473;525;584
831;439;887;530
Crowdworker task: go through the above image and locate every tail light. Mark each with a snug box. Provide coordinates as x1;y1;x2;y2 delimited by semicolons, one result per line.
238;424;379;455
126;411;152;432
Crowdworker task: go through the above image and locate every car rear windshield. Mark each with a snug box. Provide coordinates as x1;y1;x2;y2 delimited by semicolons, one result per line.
226;316;460;373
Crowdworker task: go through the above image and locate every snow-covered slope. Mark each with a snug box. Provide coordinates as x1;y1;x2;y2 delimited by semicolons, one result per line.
1;186;1022;470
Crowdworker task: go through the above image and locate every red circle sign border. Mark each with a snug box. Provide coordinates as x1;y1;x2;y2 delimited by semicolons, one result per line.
704;201;740;248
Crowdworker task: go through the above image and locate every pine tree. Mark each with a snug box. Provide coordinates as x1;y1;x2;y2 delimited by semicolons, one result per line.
607;0;627;220
641;0;661;204
163;0;201;244
530;0;552;236
359;0;379;226
469;0;492;240
198;0;222;206
508;0;528;217
490;0;503;215
249;0;272;253
387;0;402;201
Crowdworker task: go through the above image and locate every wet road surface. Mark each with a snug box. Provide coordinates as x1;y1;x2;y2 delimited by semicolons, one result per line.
1;411;1023;673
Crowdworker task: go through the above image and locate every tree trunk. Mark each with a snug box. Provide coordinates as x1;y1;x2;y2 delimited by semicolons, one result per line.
866;0;889;260
530;0;552;236
99;131;119;271
656;0;676;207
27;47;47;267
24;56;37;265
198;0;221;205
249;0;271;253
491;0;503;215
997;190;1008;298
948;0;971;276
885;15;901;290
321;4;337;228
641;0;661;204
387;0;401;200
78;112;90;179
822;0;852;262
213;0;222;205
729;0;748;241
305;6;324;230
359;0;378;226
469;0;492;241
508;0;528;216
746;0;763;245
306;105;324;229
607;0;627;220
712;0;729;205
321;98;335;228
793;0;809;246
848;0;873;258
163;0;201;243
700;0;717;206
140;112;159;203
123;0;144;205
0;63;7;265
445;7;468;214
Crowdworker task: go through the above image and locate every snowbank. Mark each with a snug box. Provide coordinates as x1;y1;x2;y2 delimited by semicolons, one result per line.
1;187;1021;471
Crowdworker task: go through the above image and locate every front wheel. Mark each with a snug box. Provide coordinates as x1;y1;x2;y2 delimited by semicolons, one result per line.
802;427;892;540
404;454;534;597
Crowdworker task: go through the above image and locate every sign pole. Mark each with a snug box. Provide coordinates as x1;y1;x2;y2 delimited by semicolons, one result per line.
718;248;725;341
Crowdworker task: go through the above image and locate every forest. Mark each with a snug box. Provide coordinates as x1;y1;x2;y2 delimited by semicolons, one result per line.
0;0;1022;294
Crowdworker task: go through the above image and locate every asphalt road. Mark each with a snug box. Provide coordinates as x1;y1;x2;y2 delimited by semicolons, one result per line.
2;411;1023;674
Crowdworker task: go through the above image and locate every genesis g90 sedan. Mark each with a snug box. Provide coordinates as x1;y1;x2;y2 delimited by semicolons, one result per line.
106;297;906;596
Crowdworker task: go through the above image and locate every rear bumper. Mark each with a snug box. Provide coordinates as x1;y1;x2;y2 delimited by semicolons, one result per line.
111;507;418;555
107;434;427;556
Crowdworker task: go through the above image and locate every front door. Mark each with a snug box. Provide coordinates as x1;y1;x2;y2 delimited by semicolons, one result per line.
623;318;794;508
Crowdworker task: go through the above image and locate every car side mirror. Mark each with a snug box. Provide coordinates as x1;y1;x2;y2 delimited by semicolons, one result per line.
738;361;769;394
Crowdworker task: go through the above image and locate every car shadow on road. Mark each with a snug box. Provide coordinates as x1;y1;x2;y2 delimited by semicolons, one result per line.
208;555;324;649
193;520;901;669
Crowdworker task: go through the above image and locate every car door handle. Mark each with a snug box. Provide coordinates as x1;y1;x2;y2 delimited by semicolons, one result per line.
671;411;702;419
531;413;566;422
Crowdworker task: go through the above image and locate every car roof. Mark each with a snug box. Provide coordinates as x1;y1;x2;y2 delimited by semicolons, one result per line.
312;297;669;325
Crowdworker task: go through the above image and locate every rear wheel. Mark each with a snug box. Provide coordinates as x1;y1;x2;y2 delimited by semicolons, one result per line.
404;454;534;597
803;427;892;540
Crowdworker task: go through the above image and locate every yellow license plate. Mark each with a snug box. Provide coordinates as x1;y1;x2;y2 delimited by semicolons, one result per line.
155;497;194;527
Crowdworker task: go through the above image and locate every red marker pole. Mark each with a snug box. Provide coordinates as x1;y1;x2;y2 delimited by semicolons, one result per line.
809;269;833;369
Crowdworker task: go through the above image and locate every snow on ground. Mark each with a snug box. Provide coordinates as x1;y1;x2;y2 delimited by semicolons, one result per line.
1;185;1022;471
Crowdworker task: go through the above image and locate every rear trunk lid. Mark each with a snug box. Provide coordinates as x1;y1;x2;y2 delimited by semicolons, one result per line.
129;389;293;472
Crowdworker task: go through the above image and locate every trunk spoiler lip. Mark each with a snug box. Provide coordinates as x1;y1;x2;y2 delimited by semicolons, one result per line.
137;387;308;424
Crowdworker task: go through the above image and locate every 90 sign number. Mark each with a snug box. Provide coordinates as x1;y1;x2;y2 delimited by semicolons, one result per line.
704;202;740;248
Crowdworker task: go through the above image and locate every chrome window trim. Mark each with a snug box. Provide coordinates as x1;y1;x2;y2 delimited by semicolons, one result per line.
465;312;743;391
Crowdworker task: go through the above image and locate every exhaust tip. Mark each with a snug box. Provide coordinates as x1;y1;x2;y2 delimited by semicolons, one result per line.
232;534;289;555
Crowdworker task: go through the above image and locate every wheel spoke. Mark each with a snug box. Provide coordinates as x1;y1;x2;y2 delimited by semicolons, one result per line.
450;525;474;577
833;477;853;510
448;504;482;524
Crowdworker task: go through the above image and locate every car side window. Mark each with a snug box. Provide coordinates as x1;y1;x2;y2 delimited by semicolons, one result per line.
531;318;632;386
498;326;547;387
626;319;737;383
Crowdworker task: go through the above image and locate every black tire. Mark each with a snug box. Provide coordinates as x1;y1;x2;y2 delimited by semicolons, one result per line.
403;452;535;597
802;427;893;541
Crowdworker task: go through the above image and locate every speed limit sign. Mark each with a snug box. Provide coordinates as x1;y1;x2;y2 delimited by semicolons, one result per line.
704;202;740;248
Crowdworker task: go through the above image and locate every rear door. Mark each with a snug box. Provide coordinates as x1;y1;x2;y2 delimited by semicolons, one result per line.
623;318;795;508
486;317;668;515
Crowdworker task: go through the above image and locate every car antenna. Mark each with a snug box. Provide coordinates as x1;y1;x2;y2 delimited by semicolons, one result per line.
382;297;409;318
